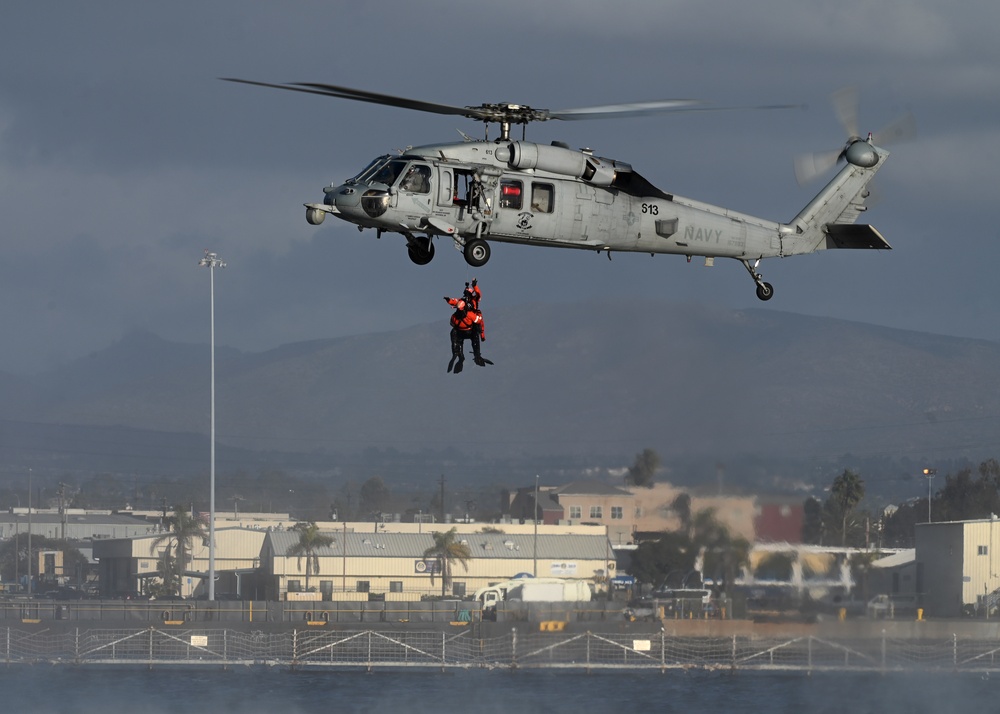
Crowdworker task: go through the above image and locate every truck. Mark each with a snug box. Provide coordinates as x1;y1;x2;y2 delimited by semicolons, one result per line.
474;577;593;609
867;593;918;619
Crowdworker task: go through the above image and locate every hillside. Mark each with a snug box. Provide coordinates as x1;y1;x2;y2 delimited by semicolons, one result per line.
1;301;997;487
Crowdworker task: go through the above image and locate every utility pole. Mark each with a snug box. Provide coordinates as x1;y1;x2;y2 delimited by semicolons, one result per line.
439;474;446;524
58;481;67;540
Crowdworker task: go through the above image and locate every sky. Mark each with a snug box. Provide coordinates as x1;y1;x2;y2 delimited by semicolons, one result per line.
1;1;998;374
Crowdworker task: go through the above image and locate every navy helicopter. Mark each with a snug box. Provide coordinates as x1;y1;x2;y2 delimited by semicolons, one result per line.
224;80;910;300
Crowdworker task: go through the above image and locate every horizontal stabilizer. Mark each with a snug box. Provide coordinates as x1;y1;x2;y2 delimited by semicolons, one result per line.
825;224;891;250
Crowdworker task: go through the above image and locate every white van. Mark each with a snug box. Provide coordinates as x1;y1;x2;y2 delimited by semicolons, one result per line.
867;594;918;618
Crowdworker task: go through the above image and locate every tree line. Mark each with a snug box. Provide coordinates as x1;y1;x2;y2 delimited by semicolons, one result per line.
806;459;1000;549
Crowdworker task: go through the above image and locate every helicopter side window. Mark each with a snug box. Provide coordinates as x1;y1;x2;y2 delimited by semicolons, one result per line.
400;165;431;194
531;183;554;213
500;179;523;210
371;160;408;187
437;169;454;206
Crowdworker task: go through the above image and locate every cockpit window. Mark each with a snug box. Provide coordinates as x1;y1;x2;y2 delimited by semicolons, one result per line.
400;164;431;193
348;156;389;184
370;160;408;188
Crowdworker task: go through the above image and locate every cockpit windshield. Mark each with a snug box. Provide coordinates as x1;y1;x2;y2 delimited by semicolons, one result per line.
347;156;389;184
367;159;409;188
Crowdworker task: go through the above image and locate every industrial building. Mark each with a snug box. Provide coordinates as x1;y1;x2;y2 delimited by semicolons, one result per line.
89;521;614;601
916;517;1000;617
261;529;614;601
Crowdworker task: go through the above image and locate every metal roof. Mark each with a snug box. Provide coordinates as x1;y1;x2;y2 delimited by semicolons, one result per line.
0;513;151;526
265;530;612;560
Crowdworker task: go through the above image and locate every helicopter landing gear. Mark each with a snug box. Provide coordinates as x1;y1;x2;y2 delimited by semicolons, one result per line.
463;238;491;268
406;236;435;266
741;258;774;301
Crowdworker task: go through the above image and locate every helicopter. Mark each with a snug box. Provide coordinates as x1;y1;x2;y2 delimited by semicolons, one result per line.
224;80;909;300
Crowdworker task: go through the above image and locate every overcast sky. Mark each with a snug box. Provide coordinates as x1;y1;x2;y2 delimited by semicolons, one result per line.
1;1;998;374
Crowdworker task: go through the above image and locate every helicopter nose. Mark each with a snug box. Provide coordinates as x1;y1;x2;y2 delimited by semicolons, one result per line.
326;183;363;213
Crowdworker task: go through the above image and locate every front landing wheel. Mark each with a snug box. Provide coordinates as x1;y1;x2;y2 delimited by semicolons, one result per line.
463;239;491;268
755;282;774;301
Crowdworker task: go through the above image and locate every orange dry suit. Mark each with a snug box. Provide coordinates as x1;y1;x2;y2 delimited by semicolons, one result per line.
445;299;485;372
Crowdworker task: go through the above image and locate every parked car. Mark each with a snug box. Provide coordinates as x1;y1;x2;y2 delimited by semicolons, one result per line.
867;594;918;619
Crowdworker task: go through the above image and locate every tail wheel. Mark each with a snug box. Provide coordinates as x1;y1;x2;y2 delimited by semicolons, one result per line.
464;239;491;268
756;282;774;301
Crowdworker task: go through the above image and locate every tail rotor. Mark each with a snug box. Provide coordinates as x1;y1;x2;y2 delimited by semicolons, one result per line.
794;87;915;185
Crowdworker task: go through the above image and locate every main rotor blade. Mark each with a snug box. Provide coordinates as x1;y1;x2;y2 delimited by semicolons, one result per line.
223;78;799;127
221;78;486;120
547;101;802;121
546;100;704;121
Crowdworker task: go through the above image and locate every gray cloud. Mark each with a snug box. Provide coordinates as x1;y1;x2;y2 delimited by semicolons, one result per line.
0;1;998;373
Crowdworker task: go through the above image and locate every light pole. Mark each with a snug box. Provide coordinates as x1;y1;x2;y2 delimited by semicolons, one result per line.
923;468;937;523
199;250;225;601
533;475;539;577
27;468;32;597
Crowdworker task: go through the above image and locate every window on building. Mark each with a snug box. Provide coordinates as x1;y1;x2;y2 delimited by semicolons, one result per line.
569;505;582;520
452;582;467;597
590;505;603;519
287;580;302;593
611;506;623;520
356;580;370;593
979;545;989;556
389;581;403;593
320;581;333;598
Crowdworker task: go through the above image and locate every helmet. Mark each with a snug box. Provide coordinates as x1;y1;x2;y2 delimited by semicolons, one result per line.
456;300;466;310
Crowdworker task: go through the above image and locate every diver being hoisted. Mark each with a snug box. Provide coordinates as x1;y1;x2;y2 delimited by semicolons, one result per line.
444;278;492;373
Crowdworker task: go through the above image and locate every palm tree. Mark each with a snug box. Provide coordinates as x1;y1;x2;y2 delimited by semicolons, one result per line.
829;470;866;547
422;527;471;597
149;504;207;597
286;522;335;592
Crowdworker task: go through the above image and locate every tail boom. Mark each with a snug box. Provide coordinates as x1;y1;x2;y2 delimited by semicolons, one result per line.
782;144;890;255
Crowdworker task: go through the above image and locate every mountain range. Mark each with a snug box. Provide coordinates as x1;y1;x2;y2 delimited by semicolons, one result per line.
1;300;998;496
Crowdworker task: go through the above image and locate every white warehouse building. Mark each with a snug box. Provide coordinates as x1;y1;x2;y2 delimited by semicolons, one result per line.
916;518;1000;618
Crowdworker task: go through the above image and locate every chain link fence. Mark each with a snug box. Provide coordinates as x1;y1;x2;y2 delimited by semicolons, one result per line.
4;627;1000;672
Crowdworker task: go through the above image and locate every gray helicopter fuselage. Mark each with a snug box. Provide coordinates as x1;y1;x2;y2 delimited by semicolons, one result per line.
307;135;888;301
318;139;785;259
227;77;893;302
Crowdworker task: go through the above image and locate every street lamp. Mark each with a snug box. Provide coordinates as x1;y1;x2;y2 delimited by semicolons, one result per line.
27;468;32;597
533;475;539;577
923;468;937;523
199;250;226;601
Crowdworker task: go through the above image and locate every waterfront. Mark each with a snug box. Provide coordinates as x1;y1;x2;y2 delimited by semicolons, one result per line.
1;667;996;714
